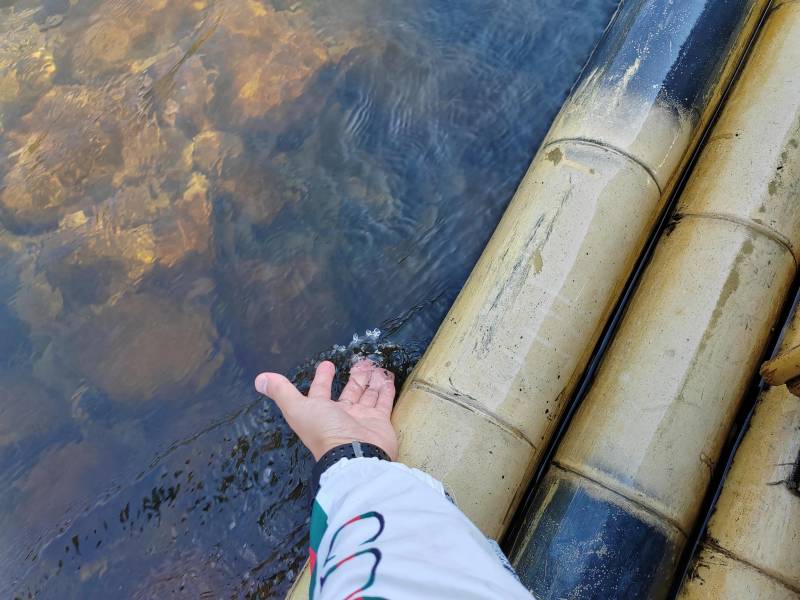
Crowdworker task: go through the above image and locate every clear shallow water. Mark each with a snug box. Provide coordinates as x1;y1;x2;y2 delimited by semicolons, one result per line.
0;0;619;596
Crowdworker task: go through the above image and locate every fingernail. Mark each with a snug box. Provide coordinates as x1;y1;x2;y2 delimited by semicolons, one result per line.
255;373;269;395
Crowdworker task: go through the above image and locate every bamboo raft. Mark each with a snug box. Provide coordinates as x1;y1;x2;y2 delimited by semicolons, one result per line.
287;0;800;597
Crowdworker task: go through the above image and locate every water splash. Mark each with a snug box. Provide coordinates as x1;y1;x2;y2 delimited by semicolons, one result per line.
289;329;421;399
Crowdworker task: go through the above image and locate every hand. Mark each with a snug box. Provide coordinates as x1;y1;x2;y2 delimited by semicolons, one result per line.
254;359;398;460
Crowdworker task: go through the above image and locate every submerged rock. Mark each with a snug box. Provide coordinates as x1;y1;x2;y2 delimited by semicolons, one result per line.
68;16;148;78
169;54;218;134
0;12;57;117
41;174;209;301
0;166;67;233
216;157;305;226
0;69;17;109
41;210;159;309
0;66;198;234
188;129;243;175
54;291;223;405
0;370;64;448
114;115;175;187
154;171;213;267
6;167;213;368
99;182;172;230
204;1;357;128
0;85;123;233
220;251;343;375
63;0;205;82
9;440;110;540
11;261;64;338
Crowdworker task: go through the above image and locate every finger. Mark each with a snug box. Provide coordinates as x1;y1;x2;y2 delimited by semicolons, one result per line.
255;372;305;416
358;367;391;408
375;371;396;415
308;361;335;401
338;359;375;404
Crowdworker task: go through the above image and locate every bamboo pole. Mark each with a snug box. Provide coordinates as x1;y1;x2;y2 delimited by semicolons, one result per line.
679;299;800;598
509;2;800;598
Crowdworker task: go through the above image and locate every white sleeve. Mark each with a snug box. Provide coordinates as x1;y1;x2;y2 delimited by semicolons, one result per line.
307;457;534;600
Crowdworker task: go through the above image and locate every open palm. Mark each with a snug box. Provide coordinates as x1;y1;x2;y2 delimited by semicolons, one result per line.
255;359;397;460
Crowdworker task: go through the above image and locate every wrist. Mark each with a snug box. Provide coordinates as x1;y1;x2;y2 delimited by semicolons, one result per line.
311;437;365;461
309;436;395;461
310;441;392;498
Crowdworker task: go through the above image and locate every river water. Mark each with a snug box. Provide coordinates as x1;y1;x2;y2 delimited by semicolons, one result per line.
0;0;619;597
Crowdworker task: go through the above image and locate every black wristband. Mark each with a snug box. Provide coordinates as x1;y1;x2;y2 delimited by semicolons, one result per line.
310;441;391;499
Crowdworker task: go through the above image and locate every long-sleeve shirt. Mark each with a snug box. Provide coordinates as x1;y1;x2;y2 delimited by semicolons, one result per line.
308;456;535;599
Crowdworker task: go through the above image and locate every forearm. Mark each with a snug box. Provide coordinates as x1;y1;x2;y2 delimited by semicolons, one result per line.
254;360;531;598
309;457;533;600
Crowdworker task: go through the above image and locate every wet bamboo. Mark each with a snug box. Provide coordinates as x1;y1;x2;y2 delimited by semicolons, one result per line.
678;299;800;599
286;0;770;594
509;2;800;598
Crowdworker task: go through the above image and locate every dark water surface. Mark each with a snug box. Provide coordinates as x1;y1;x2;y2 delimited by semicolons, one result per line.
0;0;619;596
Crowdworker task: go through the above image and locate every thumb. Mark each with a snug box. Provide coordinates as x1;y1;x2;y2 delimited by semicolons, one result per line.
255;372;305;415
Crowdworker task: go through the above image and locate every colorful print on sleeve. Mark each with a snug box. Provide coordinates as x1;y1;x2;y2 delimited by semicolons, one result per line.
309;504;386;600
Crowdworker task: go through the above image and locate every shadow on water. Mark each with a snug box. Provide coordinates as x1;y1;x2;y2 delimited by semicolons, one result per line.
0;0;620;596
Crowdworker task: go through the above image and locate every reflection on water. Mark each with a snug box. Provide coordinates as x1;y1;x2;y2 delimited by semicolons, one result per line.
0;0;619;596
